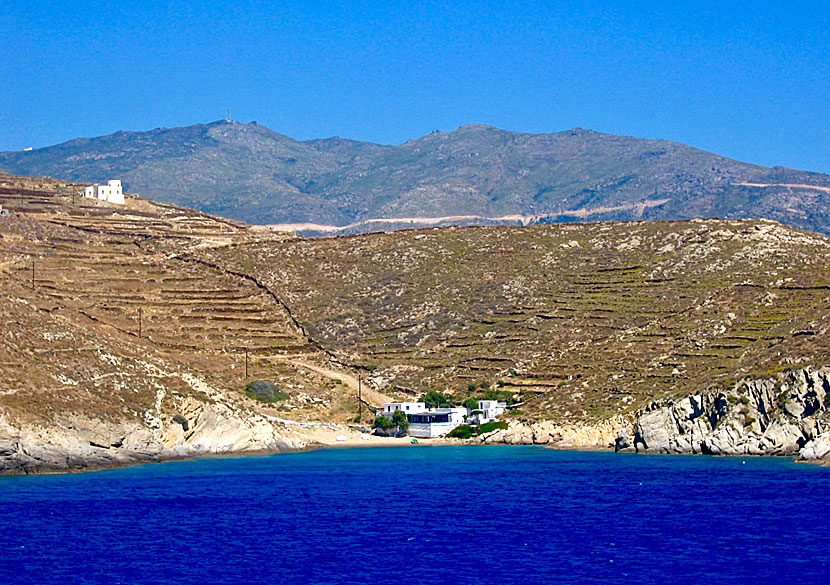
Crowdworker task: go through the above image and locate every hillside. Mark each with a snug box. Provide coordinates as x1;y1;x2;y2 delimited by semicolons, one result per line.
0;173;393;473
198;218;830;419
2;172;830;470
3;121;830;235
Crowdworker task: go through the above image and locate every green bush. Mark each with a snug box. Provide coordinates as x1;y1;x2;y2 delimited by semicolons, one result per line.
478;421;508;434
480;389;520;405
373;415;394;430
244;380;289;402
392;409;409;432
172;414;189;431
447;425;474;439
462;397;479;410
421;390;452;408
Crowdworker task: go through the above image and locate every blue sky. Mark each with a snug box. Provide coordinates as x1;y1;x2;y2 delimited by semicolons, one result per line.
2;0;828;172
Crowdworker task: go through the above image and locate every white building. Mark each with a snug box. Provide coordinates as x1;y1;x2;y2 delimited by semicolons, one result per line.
380;402;425;418
476;400;507;423
406;407;468;438
83;180;124;204
379;399;508;438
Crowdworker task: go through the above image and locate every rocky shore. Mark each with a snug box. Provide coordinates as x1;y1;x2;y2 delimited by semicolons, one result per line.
3;367;830;474
0;402;310;475
623;366;830;460
466;367;830;463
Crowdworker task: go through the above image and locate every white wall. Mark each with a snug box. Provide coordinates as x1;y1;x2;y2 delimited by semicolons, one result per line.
382;402;426;416
408;421;461;438
82;181;124;204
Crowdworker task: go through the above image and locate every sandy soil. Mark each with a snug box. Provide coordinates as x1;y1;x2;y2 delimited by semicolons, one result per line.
297;423;451;447
270;356;394;408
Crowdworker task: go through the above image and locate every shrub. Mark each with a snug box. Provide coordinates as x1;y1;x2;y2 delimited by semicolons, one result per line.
244;380;289;402
391;409;409;432
172;414;189;431
421;390;452;408
447;425;474;439
373;415;394;430
462;397;479;410
478;421;508;434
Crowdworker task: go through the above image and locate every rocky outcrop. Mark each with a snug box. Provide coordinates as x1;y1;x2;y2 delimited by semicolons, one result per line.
629;367;830;459
475;416;628;449
0;394;309;474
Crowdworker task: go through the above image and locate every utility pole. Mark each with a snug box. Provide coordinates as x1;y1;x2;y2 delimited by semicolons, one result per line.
358;372;362;420
244;348;249;379
138;307;143;338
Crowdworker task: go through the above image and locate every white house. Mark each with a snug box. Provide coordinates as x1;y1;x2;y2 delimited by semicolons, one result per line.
379;399;508;438
380;402;426;418
83;180;124;204
476;400;507;423
406;407;468;438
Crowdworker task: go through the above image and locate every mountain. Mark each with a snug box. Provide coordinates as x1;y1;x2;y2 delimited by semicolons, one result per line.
2;120;830;234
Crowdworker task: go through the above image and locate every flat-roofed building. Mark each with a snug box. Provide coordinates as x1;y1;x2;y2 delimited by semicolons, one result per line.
83;180;124;204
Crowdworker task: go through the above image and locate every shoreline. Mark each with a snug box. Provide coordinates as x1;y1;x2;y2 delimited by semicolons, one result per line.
4;433;820;478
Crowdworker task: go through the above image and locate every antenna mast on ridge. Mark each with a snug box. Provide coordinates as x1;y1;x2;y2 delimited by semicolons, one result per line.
226;107;231;122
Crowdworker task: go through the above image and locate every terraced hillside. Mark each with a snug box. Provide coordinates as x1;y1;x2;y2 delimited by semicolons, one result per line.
3;171;830;469
0;174;385;473
200;220;830;422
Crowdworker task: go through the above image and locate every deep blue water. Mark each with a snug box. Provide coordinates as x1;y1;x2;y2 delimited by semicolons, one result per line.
1;446;830;584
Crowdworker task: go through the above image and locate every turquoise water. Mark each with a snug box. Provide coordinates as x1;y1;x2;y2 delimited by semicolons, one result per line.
1;446;829;584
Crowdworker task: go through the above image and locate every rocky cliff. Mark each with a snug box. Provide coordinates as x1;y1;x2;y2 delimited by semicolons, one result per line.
463;367;830;463
621;367;830;460
0;383;309;474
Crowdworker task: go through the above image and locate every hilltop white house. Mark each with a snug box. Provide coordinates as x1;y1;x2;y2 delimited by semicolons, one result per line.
83;180;124;204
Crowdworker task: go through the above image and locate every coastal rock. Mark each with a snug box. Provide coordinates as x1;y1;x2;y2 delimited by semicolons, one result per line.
800;433;830;459
0;393;308;474
631;367;830;459
477;417;626;449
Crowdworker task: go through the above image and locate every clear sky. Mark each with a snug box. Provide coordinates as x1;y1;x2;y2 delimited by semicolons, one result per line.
2;0;828;172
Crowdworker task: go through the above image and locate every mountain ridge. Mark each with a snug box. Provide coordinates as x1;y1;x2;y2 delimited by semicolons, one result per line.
2;120;830;235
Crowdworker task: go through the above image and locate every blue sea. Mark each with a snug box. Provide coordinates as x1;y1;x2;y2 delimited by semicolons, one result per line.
1;446;829;584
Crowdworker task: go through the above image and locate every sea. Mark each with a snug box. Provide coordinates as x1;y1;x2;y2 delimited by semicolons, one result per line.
1;445;829;584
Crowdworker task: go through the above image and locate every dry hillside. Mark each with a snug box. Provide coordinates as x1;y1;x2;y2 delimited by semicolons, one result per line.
199;220;830;422
0;174;388;472
2;172;830;469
